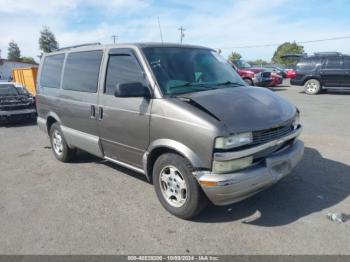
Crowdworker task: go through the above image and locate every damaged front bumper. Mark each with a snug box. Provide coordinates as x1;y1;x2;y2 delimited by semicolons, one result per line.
194;127;304;206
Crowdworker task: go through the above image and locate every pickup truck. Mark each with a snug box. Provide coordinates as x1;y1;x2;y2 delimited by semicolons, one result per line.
230;60;273;87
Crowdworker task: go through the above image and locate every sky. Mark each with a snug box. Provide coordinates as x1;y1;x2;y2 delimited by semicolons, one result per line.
1;0;350;62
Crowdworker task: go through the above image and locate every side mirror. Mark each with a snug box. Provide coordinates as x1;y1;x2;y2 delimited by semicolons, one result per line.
115;82;151;98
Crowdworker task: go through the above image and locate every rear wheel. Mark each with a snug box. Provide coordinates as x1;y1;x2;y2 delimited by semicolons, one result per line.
304;79;321;95
153;153;208;219
49;122;76;162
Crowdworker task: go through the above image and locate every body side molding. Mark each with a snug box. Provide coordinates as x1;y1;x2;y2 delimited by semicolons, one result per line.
61;126;104;157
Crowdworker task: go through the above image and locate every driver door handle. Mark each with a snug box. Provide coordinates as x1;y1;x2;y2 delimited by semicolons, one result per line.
98;107;103;120
90;105;96;118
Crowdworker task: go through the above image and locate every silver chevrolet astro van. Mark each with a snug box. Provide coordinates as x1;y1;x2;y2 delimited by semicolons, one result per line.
36;43;304;219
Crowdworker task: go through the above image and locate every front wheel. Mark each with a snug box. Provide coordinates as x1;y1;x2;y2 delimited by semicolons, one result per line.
244;78;254;86
153;153;208;219
304;79;321;95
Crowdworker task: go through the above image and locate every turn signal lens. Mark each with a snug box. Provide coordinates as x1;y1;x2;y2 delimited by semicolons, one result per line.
199;181;218;187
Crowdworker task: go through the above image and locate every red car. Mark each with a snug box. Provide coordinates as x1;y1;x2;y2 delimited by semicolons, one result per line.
269;71;283;87
230;60;272;87
285;69;297;79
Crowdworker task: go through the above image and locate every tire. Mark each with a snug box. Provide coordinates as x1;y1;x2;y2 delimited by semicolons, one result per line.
304;79;321;95
49;122;76;162
244;78;254;86
153;153;208;219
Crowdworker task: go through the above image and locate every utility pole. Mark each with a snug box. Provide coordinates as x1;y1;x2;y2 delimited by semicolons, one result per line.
178;26;185;44
112;34;119;44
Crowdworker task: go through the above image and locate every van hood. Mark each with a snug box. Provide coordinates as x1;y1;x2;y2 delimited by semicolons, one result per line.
179;86;296;133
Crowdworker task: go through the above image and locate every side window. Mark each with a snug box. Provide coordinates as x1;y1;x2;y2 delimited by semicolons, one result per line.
296;58;316;71
343;57;350;69
105;54;145;95
62;50;103;93
40;54;65;88
324;57;342;69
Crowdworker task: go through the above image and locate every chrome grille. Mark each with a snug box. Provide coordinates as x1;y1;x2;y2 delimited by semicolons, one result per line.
252;124;293;146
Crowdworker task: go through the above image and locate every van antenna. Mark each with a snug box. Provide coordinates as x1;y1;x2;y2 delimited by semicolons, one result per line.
157;16;164;44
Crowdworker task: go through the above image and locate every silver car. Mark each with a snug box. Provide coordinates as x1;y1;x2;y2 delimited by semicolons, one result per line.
36;43;304;219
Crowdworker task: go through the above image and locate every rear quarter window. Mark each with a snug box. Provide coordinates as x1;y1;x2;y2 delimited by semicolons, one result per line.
296;58;321;71
62;50;103;93
324;57;342;69
40;54;65;88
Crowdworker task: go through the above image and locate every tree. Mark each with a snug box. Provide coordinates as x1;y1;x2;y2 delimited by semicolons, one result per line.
21;56;36;64
228;51;242;61
7;41;21;61
248;59;269;67
39;26;59;53
272;42;304;65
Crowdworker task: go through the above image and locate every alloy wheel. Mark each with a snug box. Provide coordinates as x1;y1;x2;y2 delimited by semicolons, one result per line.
52;130;63;155
159;165;188;208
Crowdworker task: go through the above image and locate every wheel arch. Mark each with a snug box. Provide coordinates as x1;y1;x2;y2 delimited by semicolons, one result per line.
243;77;254;85
143;139;205;183
45;112;62;133
303;76;322;86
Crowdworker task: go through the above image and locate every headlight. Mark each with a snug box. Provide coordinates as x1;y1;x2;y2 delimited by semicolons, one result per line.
292;113;300;130
213;156;253;174
215;132;252;149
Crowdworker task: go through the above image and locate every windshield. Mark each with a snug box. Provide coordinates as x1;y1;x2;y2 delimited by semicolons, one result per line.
15;85;29;95
143;47;245;95
0;84;19;96
234;60;252;69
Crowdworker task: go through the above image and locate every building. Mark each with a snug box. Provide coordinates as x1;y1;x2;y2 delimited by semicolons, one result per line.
0;59;38;81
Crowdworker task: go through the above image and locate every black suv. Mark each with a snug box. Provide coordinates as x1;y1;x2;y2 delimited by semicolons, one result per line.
0;82;36;122
291;52;350;94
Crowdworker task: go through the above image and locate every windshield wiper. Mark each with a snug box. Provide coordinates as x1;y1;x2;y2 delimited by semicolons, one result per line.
170;82;219;96
214;81;243;87
170;82;205;88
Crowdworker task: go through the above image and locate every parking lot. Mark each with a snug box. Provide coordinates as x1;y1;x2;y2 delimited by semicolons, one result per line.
0;82;349;254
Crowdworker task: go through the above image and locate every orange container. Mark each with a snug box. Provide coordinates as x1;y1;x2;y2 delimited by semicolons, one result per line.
12;67;38;96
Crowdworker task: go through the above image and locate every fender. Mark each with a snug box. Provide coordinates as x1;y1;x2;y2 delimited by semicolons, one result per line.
143;138;205;181
37;111;62;134
46;111;62;125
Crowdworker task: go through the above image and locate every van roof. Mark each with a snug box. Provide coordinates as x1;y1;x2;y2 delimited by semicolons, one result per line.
45;42;213;55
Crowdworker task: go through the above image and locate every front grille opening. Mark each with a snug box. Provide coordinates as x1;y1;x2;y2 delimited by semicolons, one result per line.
252;124;293;146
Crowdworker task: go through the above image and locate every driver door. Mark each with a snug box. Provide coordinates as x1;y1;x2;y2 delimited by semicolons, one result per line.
98;48;152;168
